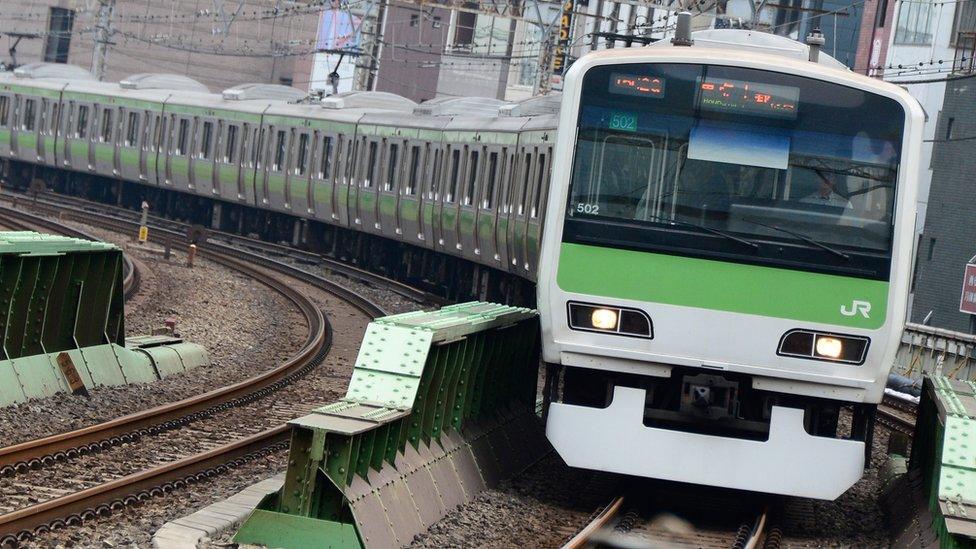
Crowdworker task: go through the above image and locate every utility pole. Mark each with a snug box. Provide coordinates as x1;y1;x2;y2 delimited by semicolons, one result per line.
91;0;116;81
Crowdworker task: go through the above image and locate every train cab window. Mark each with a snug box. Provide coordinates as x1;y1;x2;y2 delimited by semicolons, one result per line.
384;143;399;191
447;148;461;202
0;96;9;127
365;140;378;187
464;150;480;206
318;136;333;180
531;152;548;218
176;118;189;155
100;108;113;142
224;125;238;163
125;112;139;147
296;132;310;176
483;151;499;210
76;105;89;138
272;130;286;171
519;152;532;215
405;145;421;195
23;99;35;131
200;121;214;159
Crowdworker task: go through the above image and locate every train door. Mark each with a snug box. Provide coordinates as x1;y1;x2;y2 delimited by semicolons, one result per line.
162;114;174;186
0;94;12;158
440;144;465;253
421;144;442;247
9;95;21;159
308;131;332;221
216;121;240;201
236;123;254;203
263;126;289;210
478;146;505;265
399;143;424;243
210;120;224;197
353;136;378;229
167;115;193;189
111;106;124;176
494;148;516;268
190;116;217;194
525;147;551;275
377;138;401;236
458;143;483;259
119;109;140;181
508;149;533;272
36;98;48;163
289;128;313;214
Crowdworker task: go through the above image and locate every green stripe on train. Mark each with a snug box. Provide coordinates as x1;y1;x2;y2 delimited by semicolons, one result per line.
556;242;889;329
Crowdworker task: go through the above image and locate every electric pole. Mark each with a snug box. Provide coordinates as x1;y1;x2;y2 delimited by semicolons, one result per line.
92;0;116;81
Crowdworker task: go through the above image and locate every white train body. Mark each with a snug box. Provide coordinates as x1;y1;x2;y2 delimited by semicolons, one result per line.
538;30;924;499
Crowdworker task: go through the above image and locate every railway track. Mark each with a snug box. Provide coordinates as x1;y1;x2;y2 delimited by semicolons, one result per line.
562;485;777;549
0;204;393;545
2;188;444;307
878;394;918;436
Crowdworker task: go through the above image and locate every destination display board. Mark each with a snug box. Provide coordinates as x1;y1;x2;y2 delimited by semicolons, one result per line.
697;77;799;120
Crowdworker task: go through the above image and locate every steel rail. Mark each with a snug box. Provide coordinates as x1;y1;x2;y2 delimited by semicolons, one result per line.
0;200;401;543
562;495;625;549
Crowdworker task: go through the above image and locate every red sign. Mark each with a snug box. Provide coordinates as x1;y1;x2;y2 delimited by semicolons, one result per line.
960;264;976;314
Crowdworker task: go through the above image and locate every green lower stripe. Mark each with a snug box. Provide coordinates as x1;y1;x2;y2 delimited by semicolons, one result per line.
556;242;889;329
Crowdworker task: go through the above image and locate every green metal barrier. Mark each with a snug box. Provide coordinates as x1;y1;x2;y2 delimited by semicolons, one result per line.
907;376;976;547
0;231;208;405
235;302;547;549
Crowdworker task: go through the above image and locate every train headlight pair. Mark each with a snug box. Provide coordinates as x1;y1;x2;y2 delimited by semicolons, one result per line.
778;330;869;365
567;302;653;338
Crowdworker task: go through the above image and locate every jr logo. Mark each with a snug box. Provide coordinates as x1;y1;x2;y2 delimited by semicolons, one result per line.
840;300;872;318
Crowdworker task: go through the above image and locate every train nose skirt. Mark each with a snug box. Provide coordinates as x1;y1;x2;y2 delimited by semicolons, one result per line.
546;386;865;500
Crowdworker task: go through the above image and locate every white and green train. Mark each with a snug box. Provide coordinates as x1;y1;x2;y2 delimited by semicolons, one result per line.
539;28;924;499
0;28;922;501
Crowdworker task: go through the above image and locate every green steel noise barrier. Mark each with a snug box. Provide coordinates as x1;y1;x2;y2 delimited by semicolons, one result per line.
908;376;976;548
235;302;546;549
0;231;208;406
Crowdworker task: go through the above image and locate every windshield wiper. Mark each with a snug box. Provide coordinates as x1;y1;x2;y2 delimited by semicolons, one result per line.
741;218;850;261
644;215;760;251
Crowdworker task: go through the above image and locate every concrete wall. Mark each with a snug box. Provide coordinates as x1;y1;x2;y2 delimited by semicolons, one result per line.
374;2;449;102
910;79;976;333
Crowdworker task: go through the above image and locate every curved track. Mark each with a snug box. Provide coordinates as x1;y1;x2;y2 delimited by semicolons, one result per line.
0;203;390;545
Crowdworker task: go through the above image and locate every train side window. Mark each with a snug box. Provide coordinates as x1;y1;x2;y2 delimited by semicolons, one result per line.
365;140;378;187
483;151;499;210
385;142;399;191
100;108;113;142
519;152;532;215
254;127;265;168
0;96;9;127
224;125;238;163
51;102;59;133
39;99;48;134
430;148;442;199
272;129;286;171
176;118;189;155
296;132;310;176
531;152;548;218
23;99;35;131
76;106;89;139
464;149;480;206
405;145;421;195
200;121;214;159
318;135;333;179
125;112;139;147
447;148;461;203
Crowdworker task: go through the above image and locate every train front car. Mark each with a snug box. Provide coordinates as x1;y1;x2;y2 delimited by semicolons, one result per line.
537;30;924;500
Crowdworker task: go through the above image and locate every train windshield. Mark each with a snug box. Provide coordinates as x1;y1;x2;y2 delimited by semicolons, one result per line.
564;63;906;280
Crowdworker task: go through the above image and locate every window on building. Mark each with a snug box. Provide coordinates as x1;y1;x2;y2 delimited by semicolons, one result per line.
928;237;936;260
100;108;114;142
177;118;189;155
23;99;35;131
125;111;139;147
77;105;89;138
44;7;74;63
410;13;420;27
273;130;286;171
296;132;310;175
0;96;9;127
224;125;238;163
946;117;956;139
953;0;976;43
319;136;333;179
895;0;934;44
385;143;398;191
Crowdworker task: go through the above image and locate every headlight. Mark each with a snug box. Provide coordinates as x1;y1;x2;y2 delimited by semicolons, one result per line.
567;302;653;338
591;308;618;330
814;336;843;359
778;330;869;365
